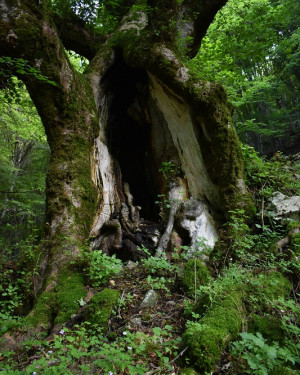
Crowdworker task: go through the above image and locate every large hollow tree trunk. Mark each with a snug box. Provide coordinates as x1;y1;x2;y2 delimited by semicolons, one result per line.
0;0;249;333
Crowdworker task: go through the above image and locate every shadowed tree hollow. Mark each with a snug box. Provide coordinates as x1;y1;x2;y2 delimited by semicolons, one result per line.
0;0;249;333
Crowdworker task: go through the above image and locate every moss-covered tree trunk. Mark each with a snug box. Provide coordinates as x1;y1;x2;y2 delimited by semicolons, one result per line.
0;0;249;332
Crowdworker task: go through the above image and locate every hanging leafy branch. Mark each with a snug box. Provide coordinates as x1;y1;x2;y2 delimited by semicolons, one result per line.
0;57;57;103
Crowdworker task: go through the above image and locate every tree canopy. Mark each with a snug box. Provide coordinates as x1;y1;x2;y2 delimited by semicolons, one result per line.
190;0;300;154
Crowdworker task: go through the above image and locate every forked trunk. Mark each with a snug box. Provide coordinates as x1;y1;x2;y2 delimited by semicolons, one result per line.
0;0;249;332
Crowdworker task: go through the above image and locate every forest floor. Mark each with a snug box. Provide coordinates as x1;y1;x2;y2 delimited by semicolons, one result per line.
0;150;300;375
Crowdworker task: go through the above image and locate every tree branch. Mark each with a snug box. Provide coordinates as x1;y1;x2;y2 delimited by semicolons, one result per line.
186;0;228;58
53;14;107;60
147;0;227;59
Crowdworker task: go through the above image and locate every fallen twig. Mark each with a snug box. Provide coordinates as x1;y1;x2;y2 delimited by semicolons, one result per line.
169;346;188;364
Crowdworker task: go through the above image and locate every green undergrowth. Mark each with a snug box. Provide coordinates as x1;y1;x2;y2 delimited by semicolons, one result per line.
1;148;300;374
181;148;300;374
243;145;300;200
0;236;42;334
0;248;186;374
0;323;183;374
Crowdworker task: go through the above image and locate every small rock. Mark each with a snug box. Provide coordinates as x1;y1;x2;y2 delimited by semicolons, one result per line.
131;317;142;326
166;300;176;306
140;290;158;308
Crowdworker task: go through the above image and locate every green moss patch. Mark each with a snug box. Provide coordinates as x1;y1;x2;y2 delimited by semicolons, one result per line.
54;271;86;325
183;290;244;373
271;367;300;375
248;314;284;343
246;271;291;314
182;259;210;297
180;368;199;375
85;288;120;331
25;291;55;329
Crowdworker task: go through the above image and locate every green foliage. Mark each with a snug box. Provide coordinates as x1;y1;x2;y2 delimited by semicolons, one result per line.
0;272;23;317
139;246;179;293
0;57;56;101
0;323;182;374
67;51;88;73
232;332;298;375
155;193;172;210
51;0;101;24
0;236;41;332
79;249;122;287
159;161;181;180
141;253;176;275
139;245;178;274
0;325;148;374
180;237;213;261
146;275;170;292
189;0;300;151
0;79;49;248
215;202;299;275
243;145;300;197
51;0;131;33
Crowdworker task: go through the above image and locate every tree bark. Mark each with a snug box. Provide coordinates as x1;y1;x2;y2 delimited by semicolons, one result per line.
0;0;249;332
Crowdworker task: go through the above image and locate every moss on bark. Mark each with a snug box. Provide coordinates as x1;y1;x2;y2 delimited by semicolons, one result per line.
183;290;245;373
182;259;211;297
54;271;86;325
25;291;55;330
85;288;120;332
248;314;284;343
246;271;291;314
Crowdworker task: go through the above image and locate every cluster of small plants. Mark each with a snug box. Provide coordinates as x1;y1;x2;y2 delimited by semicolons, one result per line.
158;161;181;180
0;236;40;335
242;145;300;199
75;247;123;288
1;320;182;374
232;330;298;374
230;292;300;374
138;245;178;293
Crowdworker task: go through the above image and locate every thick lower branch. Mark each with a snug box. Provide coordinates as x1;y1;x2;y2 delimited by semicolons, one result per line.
53;14;107;60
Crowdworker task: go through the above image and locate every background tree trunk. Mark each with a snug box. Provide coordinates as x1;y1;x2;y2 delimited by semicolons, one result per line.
0;0;249;332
